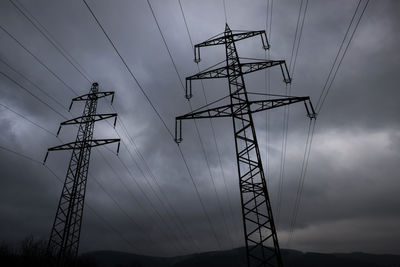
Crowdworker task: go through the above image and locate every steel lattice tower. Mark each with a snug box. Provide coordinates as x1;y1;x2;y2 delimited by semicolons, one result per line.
44;82;120;262
175;25;316;267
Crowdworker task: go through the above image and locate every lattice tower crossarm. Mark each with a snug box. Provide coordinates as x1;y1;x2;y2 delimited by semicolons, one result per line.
175;24;316;267
44;82;120;263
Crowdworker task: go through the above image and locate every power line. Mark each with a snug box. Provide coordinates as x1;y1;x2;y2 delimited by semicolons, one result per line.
46;163;141;252
287;0;370;247
290;0;309;79
0;143;42;164
3;0;223;252
178;0;194;47
11;4;191;246
7;98;164;252
82;0;221;250
174;24;306;266
315;0;362;110
178;0;238;246
0;102;56;137
268;0;274;37
98;90;197;251
82;0;173;138
9;0;194;251
108;114;201;251
0;143;139;252
103;145;190;254
0;117;140;252
148;0;228;247
9;0;92;83
100;105;199;252
316;0;369;113
146;0;185;90
286;119;315;247
176;145;223;249
0;52;175;253
0;70;68;120
147;0;230;248
0;56;67;111
88;172;157;249
264;0;273;186
89;151;171;252
1;18;193;252
276;0;309;225
223;0;227;23
0;24;79;96
84;204;140;251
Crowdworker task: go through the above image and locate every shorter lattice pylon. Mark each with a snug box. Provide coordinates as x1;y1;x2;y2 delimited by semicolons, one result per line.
44;82;120;263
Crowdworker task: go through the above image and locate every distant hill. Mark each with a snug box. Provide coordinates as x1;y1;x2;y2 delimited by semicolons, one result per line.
82;247;400;267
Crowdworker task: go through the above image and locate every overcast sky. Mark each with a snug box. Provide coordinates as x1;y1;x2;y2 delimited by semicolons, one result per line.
0;0;399;257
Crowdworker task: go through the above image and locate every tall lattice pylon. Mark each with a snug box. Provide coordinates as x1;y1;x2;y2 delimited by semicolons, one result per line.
175;24;316;267
44;82;120;263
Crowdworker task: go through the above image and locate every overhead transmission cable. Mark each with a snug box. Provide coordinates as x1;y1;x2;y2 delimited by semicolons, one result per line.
81;0;201;252
97;115;193;253
146;0;228;249
2;5;195;255
223;0;228;23
0;44;178;254
316;0;369;113
0;73;163;250
0;101;56;138
0;57;68;111
9;0;92;83
0;79;157;251
287;0;370;248
0;24;79;96
82;0;172;137
97;123;193;253
46;164;142;251
172;0;237;246
109;113;201;251
82;0;223;250
179;0;238;244
8;0;197;253
264;0;273;185
88;169;160;249
0;144;140;251
96;147;186;253
286;119;315;247
0;70;68;120
276;0;309;226
178;3;236;232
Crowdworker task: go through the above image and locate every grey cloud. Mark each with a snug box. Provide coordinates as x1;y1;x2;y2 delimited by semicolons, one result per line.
0;0;399;257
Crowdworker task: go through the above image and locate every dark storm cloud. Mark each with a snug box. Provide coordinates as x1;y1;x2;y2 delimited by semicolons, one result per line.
0;0;399;257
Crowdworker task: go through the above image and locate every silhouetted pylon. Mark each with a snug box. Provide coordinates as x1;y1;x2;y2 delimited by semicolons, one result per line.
44;82;120;263
175;24;316;267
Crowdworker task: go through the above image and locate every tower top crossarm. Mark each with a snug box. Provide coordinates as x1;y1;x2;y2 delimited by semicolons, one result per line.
193;24;270;63
186;24;291;99
195;24;269;50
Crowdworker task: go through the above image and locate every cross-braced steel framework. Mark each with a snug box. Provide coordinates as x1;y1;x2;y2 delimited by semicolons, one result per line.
44;82;120;263
175;24;316;267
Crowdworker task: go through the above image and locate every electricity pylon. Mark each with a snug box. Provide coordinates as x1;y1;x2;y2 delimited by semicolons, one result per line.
44;82;120;263
175;24;316;267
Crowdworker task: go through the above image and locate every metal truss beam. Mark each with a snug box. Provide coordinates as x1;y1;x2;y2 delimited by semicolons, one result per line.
193;30;269;62
175;96;315;142
185;60;291;99
175;24;316;267
69;91;114;110
57;113;117;135
45;83;120;264
47;138;120;151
